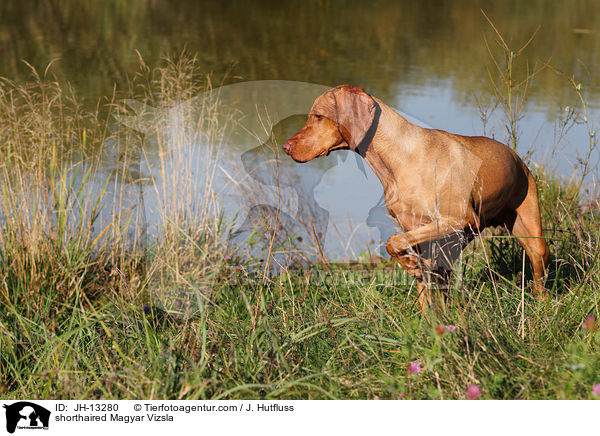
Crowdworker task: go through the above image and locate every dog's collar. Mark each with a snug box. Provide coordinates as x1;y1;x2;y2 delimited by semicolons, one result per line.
356;100;381;157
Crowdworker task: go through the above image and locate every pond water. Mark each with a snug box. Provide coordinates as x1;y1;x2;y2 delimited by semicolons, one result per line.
2;0;599;260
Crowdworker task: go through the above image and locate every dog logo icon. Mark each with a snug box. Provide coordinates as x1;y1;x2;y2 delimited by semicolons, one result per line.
3;402;50;434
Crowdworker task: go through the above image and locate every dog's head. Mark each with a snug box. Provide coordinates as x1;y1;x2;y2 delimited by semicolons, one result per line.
283;85;379;162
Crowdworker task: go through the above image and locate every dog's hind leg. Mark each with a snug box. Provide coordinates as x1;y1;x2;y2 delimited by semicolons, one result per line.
509;173;550;299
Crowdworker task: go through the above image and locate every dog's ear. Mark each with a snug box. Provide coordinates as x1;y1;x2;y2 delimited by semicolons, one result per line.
332;85;379;151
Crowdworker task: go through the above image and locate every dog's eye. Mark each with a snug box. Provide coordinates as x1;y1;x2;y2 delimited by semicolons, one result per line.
314;114;323;120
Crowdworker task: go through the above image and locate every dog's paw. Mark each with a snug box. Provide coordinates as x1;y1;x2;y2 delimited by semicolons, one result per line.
385;236;412;256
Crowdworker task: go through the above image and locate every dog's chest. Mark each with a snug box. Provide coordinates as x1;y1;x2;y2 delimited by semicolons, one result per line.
384;194;433;231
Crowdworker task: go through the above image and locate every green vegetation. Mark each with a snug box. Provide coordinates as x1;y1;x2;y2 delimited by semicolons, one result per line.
0;55;599;400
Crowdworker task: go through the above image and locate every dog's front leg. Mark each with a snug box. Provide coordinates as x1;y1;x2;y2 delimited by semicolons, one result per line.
385;217;476;256
387;248;430;312
386;217;476;312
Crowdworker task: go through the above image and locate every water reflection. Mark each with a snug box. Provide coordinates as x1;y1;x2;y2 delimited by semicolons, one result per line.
2;0;599;107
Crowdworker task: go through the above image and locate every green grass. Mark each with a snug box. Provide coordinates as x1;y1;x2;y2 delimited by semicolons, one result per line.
0;56;599;400
1;227;599;400
1;173;599;400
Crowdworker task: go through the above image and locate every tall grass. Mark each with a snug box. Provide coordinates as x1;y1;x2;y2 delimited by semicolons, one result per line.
0;53;599;400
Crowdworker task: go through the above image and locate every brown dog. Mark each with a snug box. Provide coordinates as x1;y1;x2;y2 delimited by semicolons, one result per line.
283;85;550;310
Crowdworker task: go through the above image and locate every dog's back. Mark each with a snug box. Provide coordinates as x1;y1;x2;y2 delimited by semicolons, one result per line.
442;132;530;220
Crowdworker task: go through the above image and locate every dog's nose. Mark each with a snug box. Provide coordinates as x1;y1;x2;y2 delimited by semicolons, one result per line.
282;139;295;154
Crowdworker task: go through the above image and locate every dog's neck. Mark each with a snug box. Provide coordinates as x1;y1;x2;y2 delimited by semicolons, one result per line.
361;100;422;205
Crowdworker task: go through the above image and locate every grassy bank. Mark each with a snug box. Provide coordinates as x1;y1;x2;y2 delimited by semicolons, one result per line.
0;58;599;400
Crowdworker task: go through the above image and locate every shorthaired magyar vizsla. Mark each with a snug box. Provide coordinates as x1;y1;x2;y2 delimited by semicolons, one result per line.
283;85;550;311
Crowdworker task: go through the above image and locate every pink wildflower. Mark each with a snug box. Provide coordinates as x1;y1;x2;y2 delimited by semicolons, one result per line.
465;384;482;400
583;315;597;332
435;324;457;335
408;361;421;375
592;384;600;396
